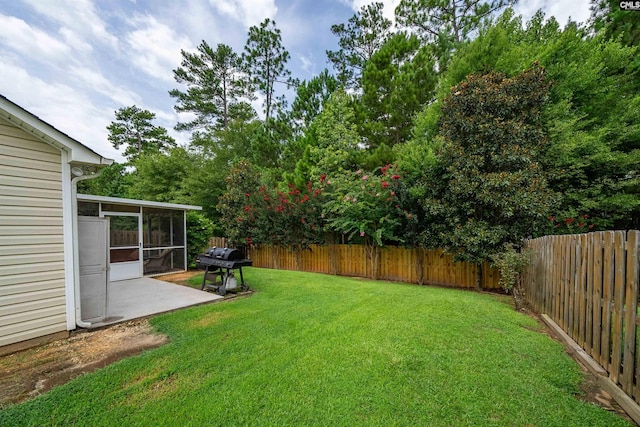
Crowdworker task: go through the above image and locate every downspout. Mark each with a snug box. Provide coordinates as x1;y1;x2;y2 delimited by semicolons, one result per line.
71;169;105;328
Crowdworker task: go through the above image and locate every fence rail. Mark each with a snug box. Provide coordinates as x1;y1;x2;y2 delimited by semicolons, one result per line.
523;231;640;408
246;244;501;289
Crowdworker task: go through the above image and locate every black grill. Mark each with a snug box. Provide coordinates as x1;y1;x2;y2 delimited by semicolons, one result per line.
195;247;252;295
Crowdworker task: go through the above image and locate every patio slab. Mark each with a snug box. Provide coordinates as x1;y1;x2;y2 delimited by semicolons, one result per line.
89;277;222;328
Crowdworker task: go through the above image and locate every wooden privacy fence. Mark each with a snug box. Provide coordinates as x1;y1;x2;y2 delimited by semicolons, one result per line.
523;231;640;409
246;244;501;289
208;237;229;248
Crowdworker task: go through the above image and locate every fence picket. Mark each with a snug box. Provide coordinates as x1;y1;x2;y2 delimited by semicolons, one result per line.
601;231;615;373
519;230;640;410
611;231;626;384
592;232;603;365
571;237;579;340
586;233;594;354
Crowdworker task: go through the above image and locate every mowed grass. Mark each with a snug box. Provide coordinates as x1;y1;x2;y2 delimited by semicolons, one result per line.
0;268;631;426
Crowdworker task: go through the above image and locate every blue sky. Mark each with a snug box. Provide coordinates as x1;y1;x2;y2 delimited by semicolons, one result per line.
0;0;592;163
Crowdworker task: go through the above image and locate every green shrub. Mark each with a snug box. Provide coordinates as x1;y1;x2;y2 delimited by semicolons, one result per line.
186;211;214;267
491;244;532;311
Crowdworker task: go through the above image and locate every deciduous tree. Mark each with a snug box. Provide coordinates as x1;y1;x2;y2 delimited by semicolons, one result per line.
428;67;555;288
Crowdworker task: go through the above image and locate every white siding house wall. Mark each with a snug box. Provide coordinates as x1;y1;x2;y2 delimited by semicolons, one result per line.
0;117;67;347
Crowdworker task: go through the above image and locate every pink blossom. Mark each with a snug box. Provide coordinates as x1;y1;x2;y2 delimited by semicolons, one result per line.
356;169;362;175
363;175;368;180
360;231;365;237
353;198;357;203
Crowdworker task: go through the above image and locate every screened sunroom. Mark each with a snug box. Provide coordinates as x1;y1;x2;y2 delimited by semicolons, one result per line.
76;194;202;281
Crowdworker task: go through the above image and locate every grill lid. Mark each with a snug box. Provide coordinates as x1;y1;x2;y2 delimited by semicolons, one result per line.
204;247;244;261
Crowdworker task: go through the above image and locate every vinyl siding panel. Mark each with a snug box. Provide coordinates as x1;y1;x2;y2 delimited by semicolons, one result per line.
0;118;67;348
0;185;62;199
0;252;64;267
0;243;64;257
0;318;67;347
0;294;66;316
0;225;64;236
2;305;67;329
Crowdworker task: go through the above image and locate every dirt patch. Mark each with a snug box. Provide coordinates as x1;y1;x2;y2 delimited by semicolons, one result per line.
0;318;168;407
155;270;202;287
0;270;226;408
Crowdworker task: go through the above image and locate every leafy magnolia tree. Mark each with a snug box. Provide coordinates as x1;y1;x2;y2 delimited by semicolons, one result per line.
107;105;176;161
327;2;392;89
324;165;404;279
428;67;555;288
243;18;293;123
395;0;514;69
359;32;437;148
437;10;640;230
170;41;253;132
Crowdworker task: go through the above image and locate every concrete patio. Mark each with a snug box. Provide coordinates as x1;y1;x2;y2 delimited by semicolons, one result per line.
88;277;223;328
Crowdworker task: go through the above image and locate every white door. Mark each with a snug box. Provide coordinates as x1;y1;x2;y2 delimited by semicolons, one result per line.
78;216;109;322
105;213;142;281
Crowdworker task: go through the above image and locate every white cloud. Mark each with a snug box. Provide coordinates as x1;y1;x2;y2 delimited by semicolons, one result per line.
209;0;278;28
299;55;313;73
125;15;194;83
513;0;591;26
58;27;93;53
21;0;119;49
344;0;592;29
0;58;123;162
342;0;399;22
68;66;141;108
0;14;71;62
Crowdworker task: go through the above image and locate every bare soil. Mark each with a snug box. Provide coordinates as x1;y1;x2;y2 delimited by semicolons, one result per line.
0;318;168;407
0;273;634;424
0;271;201;408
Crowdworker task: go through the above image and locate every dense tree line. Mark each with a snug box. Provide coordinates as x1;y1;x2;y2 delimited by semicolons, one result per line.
80;2;639;284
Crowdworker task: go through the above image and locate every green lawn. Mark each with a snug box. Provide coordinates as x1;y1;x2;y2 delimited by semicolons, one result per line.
0;268;631;426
